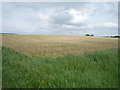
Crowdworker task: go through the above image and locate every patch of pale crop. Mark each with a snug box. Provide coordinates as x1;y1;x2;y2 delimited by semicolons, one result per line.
1;34;118;57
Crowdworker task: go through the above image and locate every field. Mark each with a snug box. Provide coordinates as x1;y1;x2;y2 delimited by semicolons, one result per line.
0;34;119;88
1;34;118;57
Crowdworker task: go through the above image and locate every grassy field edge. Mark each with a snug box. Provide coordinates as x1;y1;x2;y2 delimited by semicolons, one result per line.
2;46;118;88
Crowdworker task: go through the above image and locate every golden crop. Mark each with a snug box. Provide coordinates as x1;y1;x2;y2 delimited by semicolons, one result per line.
1;34;118;57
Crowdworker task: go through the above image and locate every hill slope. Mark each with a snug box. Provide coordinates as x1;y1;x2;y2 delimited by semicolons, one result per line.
2;47;118;88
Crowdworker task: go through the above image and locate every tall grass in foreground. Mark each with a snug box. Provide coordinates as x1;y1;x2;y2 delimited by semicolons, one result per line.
2;47;118;88
0;47;2;89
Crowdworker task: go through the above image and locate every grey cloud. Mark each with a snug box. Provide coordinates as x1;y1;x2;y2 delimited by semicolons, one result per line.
51;11;73;25
2;2;118;36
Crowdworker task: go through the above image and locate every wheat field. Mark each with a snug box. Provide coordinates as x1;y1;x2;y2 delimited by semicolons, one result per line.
1;34;118;57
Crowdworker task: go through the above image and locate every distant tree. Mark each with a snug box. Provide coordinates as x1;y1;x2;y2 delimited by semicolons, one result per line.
85;34;94;36
90;34;94;36
110;35;120;38
85;34;90;36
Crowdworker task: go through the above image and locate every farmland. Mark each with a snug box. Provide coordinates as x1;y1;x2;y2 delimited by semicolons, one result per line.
1;34;118;57
1;34;119;88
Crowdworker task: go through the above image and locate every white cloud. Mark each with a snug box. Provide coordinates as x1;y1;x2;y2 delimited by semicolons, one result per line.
100;22;118;28
62;24;77;29
2;2;118;36
86;22;118;29
66;9;88;24
35;12;51;28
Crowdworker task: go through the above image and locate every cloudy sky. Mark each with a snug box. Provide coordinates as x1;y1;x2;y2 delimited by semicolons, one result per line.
2;2;118;36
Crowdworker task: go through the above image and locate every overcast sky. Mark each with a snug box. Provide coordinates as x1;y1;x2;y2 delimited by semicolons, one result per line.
2;2;118;36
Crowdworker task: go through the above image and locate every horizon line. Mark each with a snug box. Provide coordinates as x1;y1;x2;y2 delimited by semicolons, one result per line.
0;33;119;37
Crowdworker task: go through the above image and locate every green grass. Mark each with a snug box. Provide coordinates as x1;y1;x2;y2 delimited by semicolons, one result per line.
0;47;2;89
2;47;118;88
